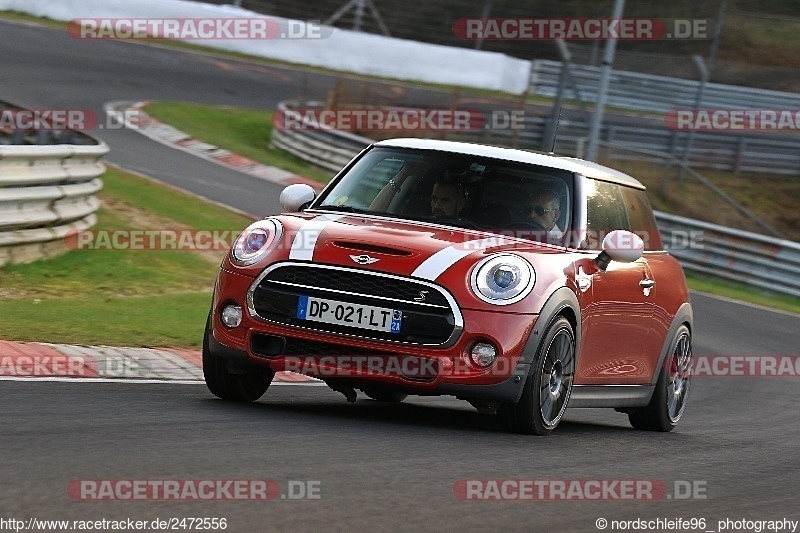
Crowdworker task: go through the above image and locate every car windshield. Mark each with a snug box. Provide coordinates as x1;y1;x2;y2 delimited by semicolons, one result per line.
315;147;574;242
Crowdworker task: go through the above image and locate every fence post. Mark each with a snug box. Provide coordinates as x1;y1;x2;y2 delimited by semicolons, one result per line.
328;78;345;109
734;137;746;175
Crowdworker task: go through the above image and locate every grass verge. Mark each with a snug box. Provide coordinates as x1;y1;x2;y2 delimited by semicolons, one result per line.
686;272;800;315
606;159;800;242
0;167;253;348
142;102;333;183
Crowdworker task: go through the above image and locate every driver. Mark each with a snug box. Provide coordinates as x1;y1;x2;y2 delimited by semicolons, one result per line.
430;178;466;218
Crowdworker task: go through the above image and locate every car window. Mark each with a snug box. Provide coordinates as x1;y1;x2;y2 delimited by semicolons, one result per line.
585;179;630;250
621;186;663;251
473;174;570;230
316;147;573;242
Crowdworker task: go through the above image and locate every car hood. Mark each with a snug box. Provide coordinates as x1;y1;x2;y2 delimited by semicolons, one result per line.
224;211;582;312
270;211;564;281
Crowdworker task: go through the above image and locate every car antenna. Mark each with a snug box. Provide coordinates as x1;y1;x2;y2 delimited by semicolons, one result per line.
550;106;562;154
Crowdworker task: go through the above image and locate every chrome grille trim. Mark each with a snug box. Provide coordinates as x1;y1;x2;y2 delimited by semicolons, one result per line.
264;280;450;310
246;261;463;347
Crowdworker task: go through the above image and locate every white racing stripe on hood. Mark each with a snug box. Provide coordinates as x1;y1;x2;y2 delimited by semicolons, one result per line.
412;237;514;281
288;214;346;261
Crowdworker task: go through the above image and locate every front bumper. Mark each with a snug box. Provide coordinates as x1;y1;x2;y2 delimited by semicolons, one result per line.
211;266;538;401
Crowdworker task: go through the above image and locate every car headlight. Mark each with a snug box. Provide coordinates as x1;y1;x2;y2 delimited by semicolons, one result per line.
471;253;535;305
231;219;283;266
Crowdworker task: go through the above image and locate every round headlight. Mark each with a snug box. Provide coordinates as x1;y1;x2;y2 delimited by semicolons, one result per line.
231;219;283;266
471;253;535;305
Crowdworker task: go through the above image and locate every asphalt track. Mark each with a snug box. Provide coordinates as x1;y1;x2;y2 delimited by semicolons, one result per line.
1;18;799;532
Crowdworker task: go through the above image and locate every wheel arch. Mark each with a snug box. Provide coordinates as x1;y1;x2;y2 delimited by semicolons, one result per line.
519;286;581;368
434;286;580;405
650;302;694;386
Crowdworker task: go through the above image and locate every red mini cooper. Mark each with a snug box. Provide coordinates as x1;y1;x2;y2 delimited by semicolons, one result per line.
204;138;693;435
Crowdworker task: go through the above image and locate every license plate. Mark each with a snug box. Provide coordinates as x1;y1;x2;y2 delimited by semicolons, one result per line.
296;295;402;334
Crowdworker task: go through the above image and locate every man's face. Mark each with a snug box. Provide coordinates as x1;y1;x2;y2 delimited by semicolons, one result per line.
528;195;560;230
430;183;464;217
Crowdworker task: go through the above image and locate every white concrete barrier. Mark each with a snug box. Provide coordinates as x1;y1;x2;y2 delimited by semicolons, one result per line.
0;143;107;265
0;0;530;93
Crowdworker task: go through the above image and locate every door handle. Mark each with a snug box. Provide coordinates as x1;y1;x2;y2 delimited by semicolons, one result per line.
639;279;655;289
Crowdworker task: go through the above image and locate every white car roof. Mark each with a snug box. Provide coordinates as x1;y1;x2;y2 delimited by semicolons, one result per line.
373;138;645;190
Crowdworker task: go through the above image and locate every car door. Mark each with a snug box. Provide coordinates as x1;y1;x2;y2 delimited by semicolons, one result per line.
574;179;657;385
577;259;656;384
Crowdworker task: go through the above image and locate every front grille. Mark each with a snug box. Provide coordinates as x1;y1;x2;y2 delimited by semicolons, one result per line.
265;264;449;306
248;263;461;346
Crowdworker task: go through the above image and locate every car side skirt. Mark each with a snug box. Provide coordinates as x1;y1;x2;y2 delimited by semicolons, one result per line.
568;384;654;408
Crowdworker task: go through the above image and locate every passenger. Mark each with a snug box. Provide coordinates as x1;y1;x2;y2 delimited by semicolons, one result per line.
527;189;561;232
520;189;564;243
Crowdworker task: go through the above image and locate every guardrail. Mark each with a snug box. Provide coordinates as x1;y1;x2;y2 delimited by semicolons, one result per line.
658;212;800;298
445;111;799;177
0;141;107;266
481;116;800;176
528;59;800;114
517;60;800;175
270;101;369;173
270;100;800;298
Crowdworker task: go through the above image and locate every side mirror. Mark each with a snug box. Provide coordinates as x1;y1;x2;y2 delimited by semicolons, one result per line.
595;230;644;271
280;184;316;212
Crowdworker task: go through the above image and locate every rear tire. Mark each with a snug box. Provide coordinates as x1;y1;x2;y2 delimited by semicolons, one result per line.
628;325;691;432
499;317;575;435
203;316;273;402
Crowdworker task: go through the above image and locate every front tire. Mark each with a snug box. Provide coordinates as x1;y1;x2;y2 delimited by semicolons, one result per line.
499;317;575;435
628;325;692;432
203;316;274;402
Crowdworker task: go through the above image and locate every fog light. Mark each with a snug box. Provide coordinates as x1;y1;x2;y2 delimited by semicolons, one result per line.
470;342;497;367
220;304;242;328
